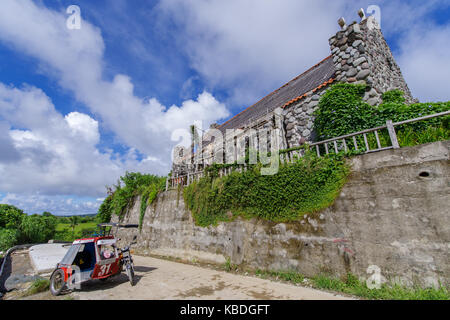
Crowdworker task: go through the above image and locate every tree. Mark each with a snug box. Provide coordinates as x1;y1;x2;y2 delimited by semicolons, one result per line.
0;228;19;251
70;216;79;234
0;204;25;229
97;196;112;223
20;214;56;244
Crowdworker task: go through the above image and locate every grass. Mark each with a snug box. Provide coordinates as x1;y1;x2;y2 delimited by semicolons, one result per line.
55;222;98;234
396;126;450;147
223;257;238;272
55;221;99;242
255;270;305;284
312;273;449;300
253;270;449;300
23;279;50;297
226;264;449;300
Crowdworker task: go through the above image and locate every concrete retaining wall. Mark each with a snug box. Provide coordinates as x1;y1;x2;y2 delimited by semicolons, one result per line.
117;141;450;288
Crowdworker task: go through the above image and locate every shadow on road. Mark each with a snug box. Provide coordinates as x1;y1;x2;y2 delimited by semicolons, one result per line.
67;265;157;294
134;266;157;273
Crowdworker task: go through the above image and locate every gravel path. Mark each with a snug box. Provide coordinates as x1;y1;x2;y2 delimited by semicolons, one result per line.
73;255;351;300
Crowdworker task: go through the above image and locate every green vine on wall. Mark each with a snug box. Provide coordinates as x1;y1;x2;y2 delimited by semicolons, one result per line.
184;150;350;227
313;83;449;143
96;172;166;231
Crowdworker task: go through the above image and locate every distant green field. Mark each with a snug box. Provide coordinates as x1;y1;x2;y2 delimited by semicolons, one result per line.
56;222;98;233
55;221;100;241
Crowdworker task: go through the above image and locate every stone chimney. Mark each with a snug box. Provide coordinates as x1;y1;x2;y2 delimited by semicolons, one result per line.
329;9;414;105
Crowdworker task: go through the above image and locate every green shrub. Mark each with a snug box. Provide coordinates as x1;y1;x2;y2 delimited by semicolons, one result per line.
54;227;73;242
139;183;161;231
0;207;59;248
19;214;57;244
25;279;50;296
313;83;378;140
97;196;113;223
184;151;350;227
96;172;166;230
0;204;25;229
314;83;450;143
0;228;20;251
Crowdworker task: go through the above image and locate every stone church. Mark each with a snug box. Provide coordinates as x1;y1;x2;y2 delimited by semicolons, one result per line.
173;10;414;177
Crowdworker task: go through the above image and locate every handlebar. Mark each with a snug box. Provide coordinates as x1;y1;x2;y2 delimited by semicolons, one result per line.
119;236;137;253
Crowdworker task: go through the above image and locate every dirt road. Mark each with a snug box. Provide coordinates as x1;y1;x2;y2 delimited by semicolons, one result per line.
73;255;351;300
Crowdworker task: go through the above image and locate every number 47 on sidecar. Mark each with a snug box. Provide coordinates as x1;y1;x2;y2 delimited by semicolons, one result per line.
50;223;138;296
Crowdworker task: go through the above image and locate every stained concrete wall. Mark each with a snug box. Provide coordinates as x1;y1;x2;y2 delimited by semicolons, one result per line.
117;141;450;288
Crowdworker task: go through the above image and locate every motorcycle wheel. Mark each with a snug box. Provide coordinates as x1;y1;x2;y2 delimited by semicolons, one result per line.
126;263;135;286
50;269;66;296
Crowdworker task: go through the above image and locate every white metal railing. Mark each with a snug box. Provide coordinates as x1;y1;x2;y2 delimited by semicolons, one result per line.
167;110;449;190
310;110;449;158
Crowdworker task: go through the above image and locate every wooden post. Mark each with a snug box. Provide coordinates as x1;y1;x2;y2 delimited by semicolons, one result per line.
386;120;400;149
374;130;381;149
363;133;369;152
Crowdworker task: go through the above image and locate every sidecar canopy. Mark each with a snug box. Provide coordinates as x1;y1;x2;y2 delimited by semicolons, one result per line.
97;223;139;229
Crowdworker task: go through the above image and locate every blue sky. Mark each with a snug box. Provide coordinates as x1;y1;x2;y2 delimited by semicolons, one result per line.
0;0;449;215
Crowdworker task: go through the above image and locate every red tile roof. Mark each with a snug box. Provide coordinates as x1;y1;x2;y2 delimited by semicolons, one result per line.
282;77;335;108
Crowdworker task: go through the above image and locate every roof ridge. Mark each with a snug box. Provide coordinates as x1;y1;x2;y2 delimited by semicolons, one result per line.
217;55;333;129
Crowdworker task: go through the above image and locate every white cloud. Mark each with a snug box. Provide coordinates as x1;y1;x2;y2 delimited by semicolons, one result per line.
0;83;162;197
65;112;100;145
373;0;447;37
0;0;230;165
364;0;450;102
156;0;347;106
156;0;450;103
395;23;450;102
0;0;230;201
1;193;102;216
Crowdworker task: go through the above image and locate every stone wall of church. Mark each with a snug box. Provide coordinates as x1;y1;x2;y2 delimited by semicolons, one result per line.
329;16;414;105
282;86;329;148
282;15;416;149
